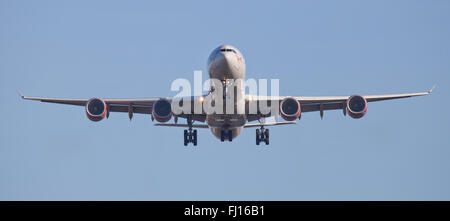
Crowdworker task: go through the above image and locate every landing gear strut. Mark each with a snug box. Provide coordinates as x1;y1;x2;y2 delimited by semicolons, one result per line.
256;126;269;145
184;116;197;146
220;130;233;142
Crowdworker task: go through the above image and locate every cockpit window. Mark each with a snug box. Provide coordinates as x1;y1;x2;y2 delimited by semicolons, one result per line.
220;48;237;54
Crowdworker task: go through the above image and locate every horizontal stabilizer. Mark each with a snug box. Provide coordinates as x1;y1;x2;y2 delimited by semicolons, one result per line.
244;121;296;128
154;123;209;128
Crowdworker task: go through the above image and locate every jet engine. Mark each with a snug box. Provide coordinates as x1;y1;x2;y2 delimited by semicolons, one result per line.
86;98;107;122
279;97;301;121
346;95;367;119
152;98;172;122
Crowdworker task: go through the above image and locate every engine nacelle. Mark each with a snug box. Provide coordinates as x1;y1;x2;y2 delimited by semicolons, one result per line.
152;98;172;122
86;98;107;122
279;97;301;121
346;95;367;119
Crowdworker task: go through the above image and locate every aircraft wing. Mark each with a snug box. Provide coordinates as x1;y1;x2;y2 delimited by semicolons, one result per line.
20;94;208;122
20;95;162;115
247;86;434;117
20;85;434;122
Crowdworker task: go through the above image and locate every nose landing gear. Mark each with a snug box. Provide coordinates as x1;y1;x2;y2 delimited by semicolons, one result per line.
220;130;233;142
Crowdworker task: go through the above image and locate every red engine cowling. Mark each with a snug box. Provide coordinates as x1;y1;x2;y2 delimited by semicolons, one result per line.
346;95;367;119
86;98;107;122
152;98;172;122
279;97;301;121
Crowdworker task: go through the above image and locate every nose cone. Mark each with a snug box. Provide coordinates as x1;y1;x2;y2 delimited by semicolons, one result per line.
208;45;245;80
216;50;234;67
209;51;234;80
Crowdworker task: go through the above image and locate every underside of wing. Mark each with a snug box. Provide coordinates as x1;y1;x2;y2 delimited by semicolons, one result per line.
246;86;434;119
297;86;433;113
20;95;161;106
20;94;207;122
20;95;88;106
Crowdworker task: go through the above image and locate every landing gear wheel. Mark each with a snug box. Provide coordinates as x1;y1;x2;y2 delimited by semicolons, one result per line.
221;130;233;142
264;129;269;145
256;129;261;145
184;130;188;146
220;130;225;142
193;130;197;146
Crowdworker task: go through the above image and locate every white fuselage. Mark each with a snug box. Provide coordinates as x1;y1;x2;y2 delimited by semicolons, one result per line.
206;45;246;140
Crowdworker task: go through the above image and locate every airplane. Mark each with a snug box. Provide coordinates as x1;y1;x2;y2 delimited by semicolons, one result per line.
20;45;434;146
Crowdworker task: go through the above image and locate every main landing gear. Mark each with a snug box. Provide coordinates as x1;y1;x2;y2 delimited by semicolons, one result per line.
220;130;233;142
184;116;197;146
256;126;269;145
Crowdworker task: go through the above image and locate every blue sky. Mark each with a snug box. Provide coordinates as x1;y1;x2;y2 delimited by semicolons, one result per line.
1;0;449;200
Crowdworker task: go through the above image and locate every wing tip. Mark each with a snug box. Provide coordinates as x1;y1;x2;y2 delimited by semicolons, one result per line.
17;90;24;99
428;84;436;94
